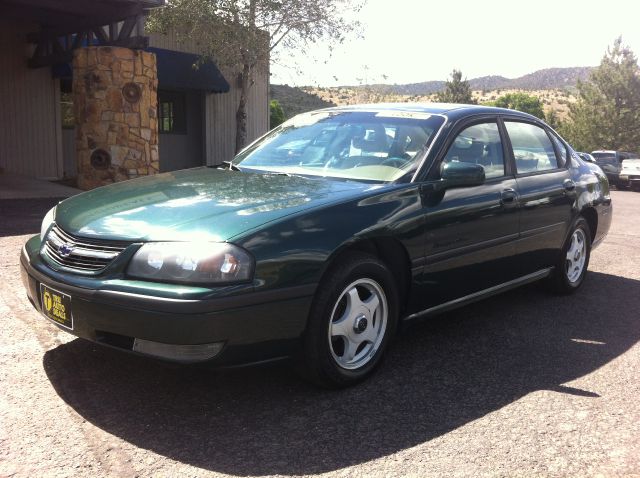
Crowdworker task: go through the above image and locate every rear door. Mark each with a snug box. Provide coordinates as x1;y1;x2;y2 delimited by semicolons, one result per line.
502;119;574;275
415;118;521;310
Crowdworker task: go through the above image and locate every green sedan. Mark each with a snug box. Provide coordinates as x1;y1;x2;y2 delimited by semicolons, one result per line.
21;104;612;387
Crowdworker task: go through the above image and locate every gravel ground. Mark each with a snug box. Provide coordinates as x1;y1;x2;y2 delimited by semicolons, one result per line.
0;191;639;478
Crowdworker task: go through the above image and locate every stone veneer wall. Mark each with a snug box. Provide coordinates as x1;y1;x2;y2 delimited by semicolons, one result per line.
73;46;159;190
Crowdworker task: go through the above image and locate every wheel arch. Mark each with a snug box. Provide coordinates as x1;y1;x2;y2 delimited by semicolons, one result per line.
580;206;598;243
318;237;413;316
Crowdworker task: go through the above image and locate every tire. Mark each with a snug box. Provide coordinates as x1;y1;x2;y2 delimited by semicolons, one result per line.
300;252;399;388
547;217;592;294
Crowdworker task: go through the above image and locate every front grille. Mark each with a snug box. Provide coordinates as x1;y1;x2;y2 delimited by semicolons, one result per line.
42;224;130;272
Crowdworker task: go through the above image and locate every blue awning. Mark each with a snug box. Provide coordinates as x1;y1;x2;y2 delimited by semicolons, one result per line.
52;47;230;93
148;47;230;93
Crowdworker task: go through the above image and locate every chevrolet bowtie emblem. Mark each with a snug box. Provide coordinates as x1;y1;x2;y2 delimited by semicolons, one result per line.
58;243;74;257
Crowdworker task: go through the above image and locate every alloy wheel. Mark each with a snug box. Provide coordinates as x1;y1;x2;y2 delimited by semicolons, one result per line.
566;228;587;283
328;278;388;370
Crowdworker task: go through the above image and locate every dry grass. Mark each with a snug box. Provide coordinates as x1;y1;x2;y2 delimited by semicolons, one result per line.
304;87;577;119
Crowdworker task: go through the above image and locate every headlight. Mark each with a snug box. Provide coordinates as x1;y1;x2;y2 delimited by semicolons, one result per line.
40;206;56;240
127;242;254;284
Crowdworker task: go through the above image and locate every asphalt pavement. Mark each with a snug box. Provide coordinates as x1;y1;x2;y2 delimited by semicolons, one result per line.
1;190;638;477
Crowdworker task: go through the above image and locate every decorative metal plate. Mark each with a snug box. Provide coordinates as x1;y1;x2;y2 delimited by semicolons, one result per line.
90;149;111;170
122;82;142;103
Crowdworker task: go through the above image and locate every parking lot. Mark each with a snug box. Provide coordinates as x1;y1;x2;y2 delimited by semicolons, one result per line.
1;190;638;477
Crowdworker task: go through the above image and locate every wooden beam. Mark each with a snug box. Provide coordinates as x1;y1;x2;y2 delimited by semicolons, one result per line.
91;26;108;44
117;16;137;42
28;34;149;68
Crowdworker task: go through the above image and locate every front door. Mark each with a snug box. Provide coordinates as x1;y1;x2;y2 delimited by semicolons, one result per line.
416;119;521;310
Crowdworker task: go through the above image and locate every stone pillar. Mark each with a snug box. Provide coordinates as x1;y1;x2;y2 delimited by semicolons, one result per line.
73;46;159;190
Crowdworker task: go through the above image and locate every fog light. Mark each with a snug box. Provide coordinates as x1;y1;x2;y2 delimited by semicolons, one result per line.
132;339;224;363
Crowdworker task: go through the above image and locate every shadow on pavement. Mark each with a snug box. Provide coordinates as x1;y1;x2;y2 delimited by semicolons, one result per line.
43;271;640;475
0;198;62;238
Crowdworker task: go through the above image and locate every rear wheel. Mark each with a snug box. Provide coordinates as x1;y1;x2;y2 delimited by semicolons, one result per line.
547;217;591;294
300;253;398;388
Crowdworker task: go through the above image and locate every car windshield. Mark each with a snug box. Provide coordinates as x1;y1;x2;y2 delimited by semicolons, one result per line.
233;110;445;182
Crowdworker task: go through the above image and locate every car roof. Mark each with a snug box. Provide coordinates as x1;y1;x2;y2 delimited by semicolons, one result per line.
317;102;541;122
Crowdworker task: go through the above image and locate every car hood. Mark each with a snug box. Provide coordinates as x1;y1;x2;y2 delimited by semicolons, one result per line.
55;168;377;241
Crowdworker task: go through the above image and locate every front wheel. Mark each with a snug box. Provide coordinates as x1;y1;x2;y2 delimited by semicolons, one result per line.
300;253;398;388
547;217;592;294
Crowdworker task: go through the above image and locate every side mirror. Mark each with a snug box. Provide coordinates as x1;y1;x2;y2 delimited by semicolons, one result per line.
440;161;485;188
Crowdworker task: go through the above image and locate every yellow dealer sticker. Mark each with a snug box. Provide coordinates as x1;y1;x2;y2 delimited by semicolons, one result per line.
40;284;73;330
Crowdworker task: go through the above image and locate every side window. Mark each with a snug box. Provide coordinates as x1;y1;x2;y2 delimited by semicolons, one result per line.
442;122;505;179
548;132;569;167
158;90;186;134
505;121;559;173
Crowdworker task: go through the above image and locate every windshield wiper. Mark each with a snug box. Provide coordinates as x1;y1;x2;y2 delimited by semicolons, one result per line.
213;161;241;171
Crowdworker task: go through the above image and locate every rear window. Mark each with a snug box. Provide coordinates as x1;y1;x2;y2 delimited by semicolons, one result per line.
592;152;615;160
592;152;616;164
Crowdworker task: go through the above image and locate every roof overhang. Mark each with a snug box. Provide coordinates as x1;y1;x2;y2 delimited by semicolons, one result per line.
148;48;230;94
1;0;164;33
0;0;165;68
53;48;230;94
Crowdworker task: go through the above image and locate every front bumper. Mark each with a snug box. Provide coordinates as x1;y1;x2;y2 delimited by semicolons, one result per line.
21;239;315;365
618;174;640;186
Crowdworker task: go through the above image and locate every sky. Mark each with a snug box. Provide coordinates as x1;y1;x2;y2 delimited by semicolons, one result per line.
270;0;640;87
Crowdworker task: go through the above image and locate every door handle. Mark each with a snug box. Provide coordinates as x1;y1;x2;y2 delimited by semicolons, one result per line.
500;188;518;206
563;179;576;192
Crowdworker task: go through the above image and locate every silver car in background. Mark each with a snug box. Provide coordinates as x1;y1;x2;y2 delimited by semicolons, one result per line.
619;158;640;190
591;150;639;189
576;152;596;163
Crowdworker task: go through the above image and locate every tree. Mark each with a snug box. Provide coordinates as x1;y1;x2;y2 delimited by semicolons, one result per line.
148;0;363;153
488;92;545;119
562;37;640;152
269;99;285;128
436;69;475;104
544;109;563;131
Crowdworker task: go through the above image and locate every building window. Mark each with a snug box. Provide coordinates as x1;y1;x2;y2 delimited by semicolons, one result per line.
158;90;186;134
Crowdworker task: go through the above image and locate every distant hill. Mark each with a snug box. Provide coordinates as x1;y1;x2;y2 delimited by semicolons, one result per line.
375;80;445;96
469;76;510;91
269;84;335;119
504;67;593;90
363;67;594;95
270;67;595;120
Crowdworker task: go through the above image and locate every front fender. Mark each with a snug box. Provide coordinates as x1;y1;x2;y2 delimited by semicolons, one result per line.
235;184;425;292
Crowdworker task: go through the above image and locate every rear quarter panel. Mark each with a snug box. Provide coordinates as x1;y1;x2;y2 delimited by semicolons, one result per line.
575;156;612;247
